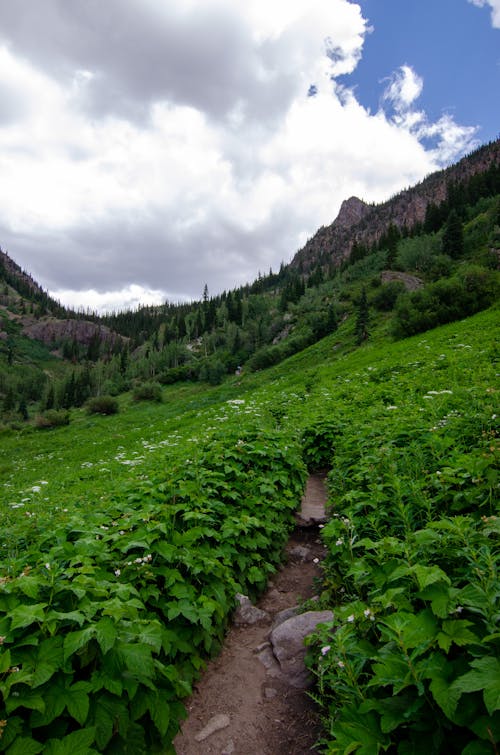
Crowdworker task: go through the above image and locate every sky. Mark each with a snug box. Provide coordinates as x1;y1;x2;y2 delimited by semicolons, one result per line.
0;0;498;313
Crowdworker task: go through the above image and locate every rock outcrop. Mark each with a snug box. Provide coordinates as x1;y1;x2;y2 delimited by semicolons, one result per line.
269;610;334;688
291;139;500;273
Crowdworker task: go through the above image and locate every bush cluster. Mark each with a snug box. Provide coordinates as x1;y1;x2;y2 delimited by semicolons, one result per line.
85;396;119;415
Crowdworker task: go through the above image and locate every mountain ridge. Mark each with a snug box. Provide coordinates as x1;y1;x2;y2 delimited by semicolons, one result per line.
291;138;500;273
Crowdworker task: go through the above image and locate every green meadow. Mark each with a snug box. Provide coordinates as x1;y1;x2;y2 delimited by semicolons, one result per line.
0;305;498;753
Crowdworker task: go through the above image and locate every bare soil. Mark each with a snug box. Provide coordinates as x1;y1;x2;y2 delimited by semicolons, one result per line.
173;474;328;755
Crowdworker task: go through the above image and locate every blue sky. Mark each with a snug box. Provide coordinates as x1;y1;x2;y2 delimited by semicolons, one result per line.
349;0;499;146
0;0;497;311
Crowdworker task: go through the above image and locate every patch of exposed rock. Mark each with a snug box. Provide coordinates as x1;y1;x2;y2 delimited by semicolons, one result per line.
233;594;270;626
381;270;424;291
291;139;500;273
269;610;334;688
334;196;371;229
22;316;126;349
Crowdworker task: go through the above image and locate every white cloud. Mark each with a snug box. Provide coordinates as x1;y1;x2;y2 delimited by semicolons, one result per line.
0;2;482;312
52;284;181;314
468;0;500;28
382;65;423;113
380;65;479;166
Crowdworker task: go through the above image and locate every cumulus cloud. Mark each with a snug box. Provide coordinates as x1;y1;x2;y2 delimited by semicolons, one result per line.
380;65;478;166
468;0;500;28
0;1;482;312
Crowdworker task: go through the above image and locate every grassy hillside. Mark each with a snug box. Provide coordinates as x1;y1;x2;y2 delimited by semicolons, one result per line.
0;302;498;752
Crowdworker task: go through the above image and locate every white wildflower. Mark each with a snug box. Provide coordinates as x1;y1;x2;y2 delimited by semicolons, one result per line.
44;563;51;571
337;660;345;668
31;486;41;493
347;614;355;623
114;569;121;577
335;538;344;546
313;557;320;564
321;645;331;656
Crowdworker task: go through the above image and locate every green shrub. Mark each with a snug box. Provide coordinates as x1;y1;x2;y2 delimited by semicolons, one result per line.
396;233;441;273
392;266;499;337
301;419;343;470
86;395;119;415
132;381;163;402
34;409;70;429
371;281;406;311
159;364;198;384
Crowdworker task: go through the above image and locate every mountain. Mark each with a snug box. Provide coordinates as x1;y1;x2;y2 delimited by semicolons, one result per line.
0;139;499;425
291;139;500;273
0;248;125;351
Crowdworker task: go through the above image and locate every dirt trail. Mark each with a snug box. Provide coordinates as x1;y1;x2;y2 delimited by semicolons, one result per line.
173;473;329;755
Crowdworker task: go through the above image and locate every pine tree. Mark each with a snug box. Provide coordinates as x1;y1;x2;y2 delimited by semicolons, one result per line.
18;398;28;421
355;287;369;344
442;209;464;258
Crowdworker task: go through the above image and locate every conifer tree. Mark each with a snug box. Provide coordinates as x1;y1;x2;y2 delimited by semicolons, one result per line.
355;287;369;344
442;209;464;258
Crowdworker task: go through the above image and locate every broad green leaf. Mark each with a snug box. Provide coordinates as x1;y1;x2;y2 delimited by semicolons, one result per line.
119;642;154;678
45;609;86;627
429;674;462;719
63;626;96;662
90;669;123;696
44;726;96;755
437;620;479;653
417;582;454;618
6;738;43;755
0;648;11;672
379;610;437;653
462;743;496;755
28;678;67;727
93;695;129;750
458;584;488;610
5;689;45;715
137;621;163;653
470;712;500;743
66;687;90;725
413;564;450;590
32;637;63;688
150;694;170;737
95;617;117;654
0;716;23;750
93;702;116;750
451;657;500;715
16;576;40;600
331;706;390;754
9;603;47;630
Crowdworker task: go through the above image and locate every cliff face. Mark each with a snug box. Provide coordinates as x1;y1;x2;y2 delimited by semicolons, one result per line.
291;139;500;272
22;317;125;349
0;248;126;350
334;196;371;229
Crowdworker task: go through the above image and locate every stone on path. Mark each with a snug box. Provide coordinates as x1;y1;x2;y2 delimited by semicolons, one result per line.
270;610;334;688
194;713;231;742
233;593;270;626
272;606;298;629
289;544;311;560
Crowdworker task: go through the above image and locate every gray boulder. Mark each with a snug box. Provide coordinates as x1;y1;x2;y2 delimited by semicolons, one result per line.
233;593;270;626
270;610;334;688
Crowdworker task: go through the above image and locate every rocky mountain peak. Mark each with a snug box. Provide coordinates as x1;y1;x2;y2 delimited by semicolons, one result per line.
290;138;499;274
333;196;370;230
